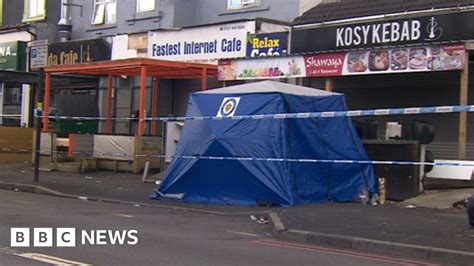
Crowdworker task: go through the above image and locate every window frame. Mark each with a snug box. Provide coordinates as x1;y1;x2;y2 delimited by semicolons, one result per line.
22;0;46;22
92;0;117;25
136;0;155;13
227;0;260;10
0;0;3;26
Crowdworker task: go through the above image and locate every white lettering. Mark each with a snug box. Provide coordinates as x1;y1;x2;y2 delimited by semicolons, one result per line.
127;230;139;245
336;28;345;47
353;26;362;45
382;23;390;43
362;26;370;45
411;20;421;40
391;23;400;42
108;230;127;245
96;230;107;245
344;28;353;46
81;230;94;245
372;24;381;43
401;21;410;41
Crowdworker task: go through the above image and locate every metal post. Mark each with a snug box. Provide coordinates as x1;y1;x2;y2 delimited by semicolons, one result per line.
33;69;44;182
152;77;160;136
201;68;208;91
138;66;147;136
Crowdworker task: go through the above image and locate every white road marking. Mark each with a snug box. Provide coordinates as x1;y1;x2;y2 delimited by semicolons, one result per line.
114;213;135;218
0;248;90;265
16;200;32;205
18;253;91;266
227;231;261;237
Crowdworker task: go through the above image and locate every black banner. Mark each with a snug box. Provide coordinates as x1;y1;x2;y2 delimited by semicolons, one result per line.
48;39;111;66
292;10;474;54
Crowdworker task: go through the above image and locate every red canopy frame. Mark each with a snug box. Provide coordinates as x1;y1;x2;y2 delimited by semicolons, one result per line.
43;58;217;136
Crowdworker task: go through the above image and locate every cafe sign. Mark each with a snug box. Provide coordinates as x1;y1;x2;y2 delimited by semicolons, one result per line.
0;41;27;71
47;39;111;66
148;22;254;63
292;10;474;53
246;32;288;57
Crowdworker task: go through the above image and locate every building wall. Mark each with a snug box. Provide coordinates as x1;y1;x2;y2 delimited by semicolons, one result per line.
70;0;176;39
186;0;300;28
1;0;61;42
71;0;302;39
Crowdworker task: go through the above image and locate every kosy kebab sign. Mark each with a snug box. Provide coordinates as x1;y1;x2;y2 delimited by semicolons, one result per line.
292;10;474;53
148;22;253;62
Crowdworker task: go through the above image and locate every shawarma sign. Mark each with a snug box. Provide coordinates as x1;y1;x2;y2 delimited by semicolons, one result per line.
292;10;474;53
218;44;465;81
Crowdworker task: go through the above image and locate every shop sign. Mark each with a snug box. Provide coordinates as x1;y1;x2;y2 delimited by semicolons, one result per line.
218;56;305;80
218;44;465;80
0;41;27;71
47;39;111;66
148;22;254;63
246;32;288;57
292;10;474;53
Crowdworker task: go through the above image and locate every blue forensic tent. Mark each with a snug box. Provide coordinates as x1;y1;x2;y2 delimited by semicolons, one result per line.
153;81;377;207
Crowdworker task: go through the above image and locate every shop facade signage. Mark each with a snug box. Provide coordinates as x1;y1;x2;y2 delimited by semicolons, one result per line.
48;39;111;66
0;41;27;71
219;44;465;80
218;56;305;80
246;32;288;57
292;10;474;53
148;22;255;63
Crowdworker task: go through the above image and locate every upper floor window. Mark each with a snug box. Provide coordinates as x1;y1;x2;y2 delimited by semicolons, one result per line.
227;0;259;9
23;0;46;22
92;0;116;25
137;0;155;13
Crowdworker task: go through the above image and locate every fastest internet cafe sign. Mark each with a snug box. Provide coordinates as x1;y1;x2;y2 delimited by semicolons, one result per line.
147;22;254;62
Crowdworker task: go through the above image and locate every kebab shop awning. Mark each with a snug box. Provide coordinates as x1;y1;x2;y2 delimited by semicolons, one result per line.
42;58;218;136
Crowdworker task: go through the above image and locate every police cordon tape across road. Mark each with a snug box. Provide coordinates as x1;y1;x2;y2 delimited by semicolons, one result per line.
2;147;474;168
31;104;474;121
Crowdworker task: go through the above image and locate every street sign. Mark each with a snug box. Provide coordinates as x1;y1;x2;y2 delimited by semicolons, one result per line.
30;40;48;69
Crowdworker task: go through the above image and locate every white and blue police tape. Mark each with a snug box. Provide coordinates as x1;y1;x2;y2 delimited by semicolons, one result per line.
2;147;474;167
38;105;474;121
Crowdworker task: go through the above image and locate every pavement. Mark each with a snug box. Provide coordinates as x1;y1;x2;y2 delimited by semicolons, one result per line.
1;162;473;264
401;189;474;209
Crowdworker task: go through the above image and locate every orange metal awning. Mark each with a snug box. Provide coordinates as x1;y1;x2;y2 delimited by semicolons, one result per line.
43;58;218;136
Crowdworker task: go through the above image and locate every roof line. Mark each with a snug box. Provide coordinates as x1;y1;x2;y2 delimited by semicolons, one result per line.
293;5;474;29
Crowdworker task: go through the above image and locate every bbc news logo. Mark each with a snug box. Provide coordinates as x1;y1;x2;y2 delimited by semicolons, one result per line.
11;228;138;247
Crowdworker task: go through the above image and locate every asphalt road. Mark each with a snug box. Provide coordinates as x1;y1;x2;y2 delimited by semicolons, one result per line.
0;191;436;266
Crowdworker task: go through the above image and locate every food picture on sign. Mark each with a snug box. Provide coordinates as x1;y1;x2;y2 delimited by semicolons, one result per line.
368;51;390;71
218;60;237;80
428;46;444;70
347;52;368;73
442;47;464;70
391;49;408;70
409;48;427;70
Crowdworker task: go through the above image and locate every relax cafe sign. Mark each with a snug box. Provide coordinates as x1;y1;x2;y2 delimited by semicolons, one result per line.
292;10;474;53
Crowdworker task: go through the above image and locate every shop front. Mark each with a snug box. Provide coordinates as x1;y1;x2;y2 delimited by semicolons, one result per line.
291;9;474;160
0;41;29;127
219;9;474;160
43;38;110;135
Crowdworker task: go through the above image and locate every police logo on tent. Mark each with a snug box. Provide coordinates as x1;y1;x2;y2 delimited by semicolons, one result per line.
217;97;240;117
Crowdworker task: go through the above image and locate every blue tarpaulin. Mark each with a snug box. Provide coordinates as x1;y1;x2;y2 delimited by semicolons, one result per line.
152;81;377;207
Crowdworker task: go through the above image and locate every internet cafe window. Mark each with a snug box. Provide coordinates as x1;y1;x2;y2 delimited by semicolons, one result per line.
227;0;259;9
137;0;155;13
23;0;46;22
92;0;117;25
